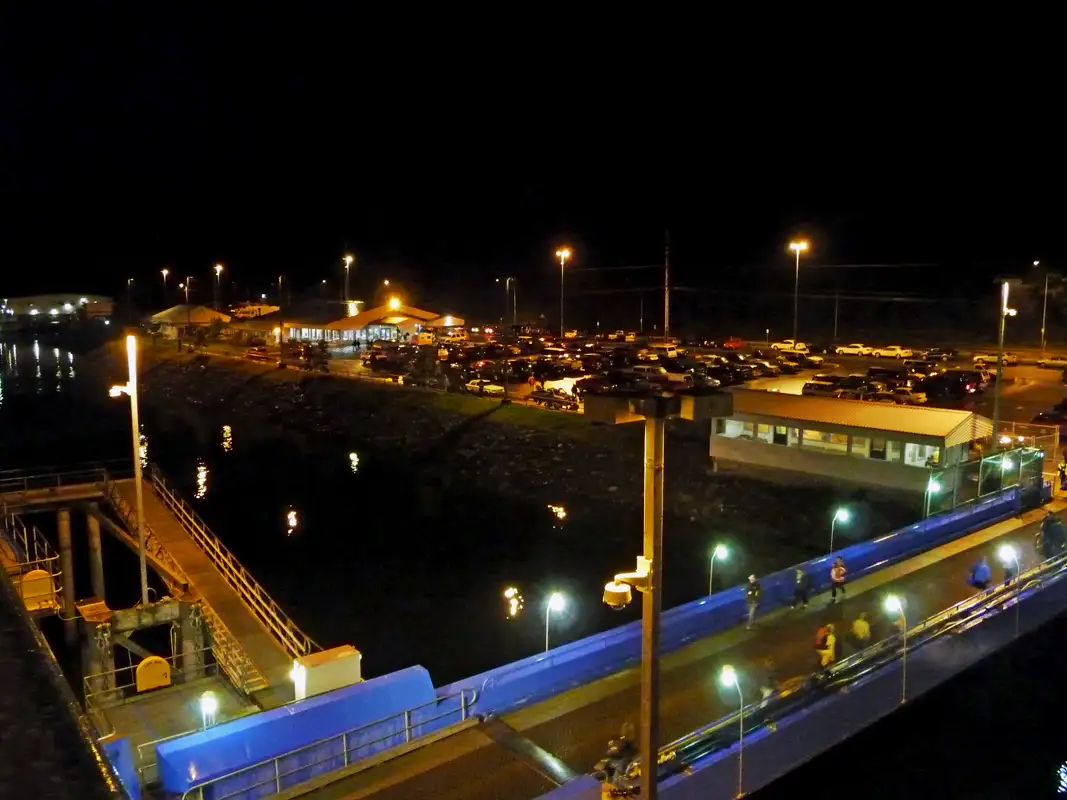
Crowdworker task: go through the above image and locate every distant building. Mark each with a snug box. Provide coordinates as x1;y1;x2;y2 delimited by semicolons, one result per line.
1;294;114;319
149;305;231;338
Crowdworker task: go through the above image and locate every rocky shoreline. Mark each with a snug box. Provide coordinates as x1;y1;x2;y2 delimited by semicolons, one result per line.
85;341;921;575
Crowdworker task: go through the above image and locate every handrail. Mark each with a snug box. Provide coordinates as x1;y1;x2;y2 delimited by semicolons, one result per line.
179;689;478;799
83;645;219;712
0;462;128;495
148;464;319;660
102;477;267;695
656;547;1067;774
1;513;64;612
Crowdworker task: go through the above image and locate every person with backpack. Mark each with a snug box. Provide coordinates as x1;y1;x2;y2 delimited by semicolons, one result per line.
830;557;848;603
815;623;836;668
791;568;811;609
745;574;761;630
968;555;992;591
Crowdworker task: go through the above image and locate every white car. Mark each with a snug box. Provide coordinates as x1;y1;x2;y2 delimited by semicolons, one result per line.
872;345;914;359
1038;355;1067;369
835;343;873;356
465;379;505;396
892;387;927;405
972;351;1018;366
771;339;809;352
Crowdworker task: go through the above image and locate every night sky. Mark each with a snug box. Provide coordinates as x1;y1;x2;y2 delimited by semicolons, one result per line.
2;8;1062;318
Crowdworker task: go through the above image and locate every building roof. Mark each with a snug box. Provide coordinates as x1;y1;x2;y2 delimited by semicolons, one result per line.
728;389;992;447
150;305;231;324
325;303;450;330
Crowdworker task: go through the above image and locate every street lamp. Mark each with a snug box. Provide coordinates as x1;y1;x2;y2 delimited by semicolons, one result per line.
709;544;728;595
997;543;1022;636
183;277;192;305
545;592;565;651
830;507;850;552
719;665;745;799
214;264;224;310
199;690;219;729
108;335;150;607
161;268;169;298
788;241;809;344
884;595;907;703
388;296;401;311
992;280;1017;451
556;247;571;338
1037;261;1049;354
383;279;390;286
343;255;354;302
497;277;517;326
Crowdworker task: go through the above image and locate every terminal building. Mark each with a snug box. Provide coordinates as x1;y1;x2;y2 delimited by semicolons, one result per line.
708;389;994;493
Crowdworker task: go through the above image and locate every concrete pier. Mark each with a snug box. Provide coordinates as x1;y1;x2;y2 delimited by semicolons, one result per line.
86;505;106;601
57;507;76;644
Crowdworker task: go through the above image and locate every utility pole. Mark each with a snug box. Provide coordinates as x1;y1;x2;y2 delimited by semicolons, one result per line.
640;293;644;333
663;231;670;339
992;280;1017;450
1038;261;1049;353
833;288;840;342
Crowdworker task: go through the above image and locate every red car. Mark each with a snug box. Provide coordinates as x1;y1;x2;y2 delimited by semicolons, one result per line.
722;336;745;350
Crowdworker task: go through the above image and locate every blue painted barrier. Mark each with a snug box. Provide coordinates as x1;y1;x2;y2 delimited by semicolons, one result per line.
437;488;1025;718
101;735;141;800
156;666;436;798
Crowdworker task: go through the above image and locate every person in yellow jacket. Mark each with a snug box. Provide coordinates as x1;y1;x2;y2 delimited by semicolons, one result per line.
815;623;837;668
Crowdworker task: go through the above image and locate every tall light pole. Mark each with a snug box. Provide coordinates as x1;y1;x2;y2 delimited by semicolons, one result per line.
720;665;745;799
663;230;670;339
109;335;150;606
544;592;565;651
183;277;192;305
161;268;169;300
789;241;809;344
343;255;353;302
213;264;224;310
556;247;571;338
1037;261;1049;354
884;595;907;703
126;278;134;307
830;507;850;552
708;544;727;595
992;280;1017;451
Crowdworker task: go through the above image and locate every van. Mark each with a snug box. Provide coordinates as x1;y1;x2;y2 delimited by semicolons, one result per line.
802;380;846;398
416;331;435;346
651;344;679;360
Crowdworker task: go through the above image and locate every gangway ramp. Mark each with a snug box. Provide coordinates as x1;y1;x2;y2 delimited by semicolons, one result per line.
300;502;1056;799
107;466;317;701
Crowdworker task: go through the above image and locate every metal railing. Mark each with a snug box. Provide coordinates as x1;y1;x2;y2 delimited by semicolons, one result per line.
149;464;319;661
103;476;268;695
0;462;115;498
83;645;219;713
656;547;1067;776
0;513;62;613
179;689;478;799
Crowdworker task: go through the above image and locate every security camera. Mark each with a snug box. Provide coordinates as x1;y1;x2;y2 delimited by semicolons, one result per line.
603;581;632;610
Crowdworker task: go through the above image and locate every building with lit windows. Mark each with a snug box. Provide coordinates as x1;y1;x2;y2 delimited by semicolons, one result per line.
1;295;113;319
708;389;993;492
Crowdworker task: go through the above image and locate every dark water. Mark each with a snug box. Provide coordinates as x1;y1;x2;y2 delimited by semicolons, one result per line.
3;340;1065;797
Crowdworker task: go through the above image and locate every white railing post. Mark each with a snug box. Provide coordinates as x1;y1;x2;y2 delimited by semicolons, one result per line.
342;732;349;766
274;759;281;792
404;709;412;742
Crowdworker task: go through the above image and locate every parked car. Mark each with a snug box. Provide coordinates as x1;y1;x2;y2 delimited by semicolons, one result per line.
892;386;928;404
771;339;808;352
860;392;900;404
973;351;1018;366
465;379;505;396
920;347;959;361
775;358;803;375
721;336;745;350
872;345;914;359
750;359;781;376
1038;355;1067;369
834;343;873;356
802;380;847;398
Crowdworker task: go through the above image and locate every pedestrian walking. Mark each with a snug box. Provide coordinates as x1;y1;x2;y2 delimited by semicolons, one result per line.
815;623;836;668
850;612;871;654
830;557;848;603
755;658;780;703
1059;459;1067;492
745;574;761;630
968;555;992;592
791;568;811;609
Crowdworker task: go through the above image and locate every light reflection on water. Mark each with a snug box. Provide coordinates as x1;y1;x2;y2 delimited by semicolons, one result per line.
348;451;359;473
195;460;209;499
139;429;148;468
221;425;233;452
286;508;299;536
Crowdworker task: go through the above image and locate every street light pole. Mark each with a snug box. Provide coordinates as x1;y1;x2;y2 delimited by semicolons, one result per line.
544;592;565;651
214;264;223;310
161;268;169;300
992;281;1016;451
1039;263;1048;354
111;335;150;607
708;544;727;595
639;408;666;800
885;595;907;703
663;230;670;339
556;248;571;338
830;507;850;552
720;665;745;799
343;255;353;303
788;241;809;344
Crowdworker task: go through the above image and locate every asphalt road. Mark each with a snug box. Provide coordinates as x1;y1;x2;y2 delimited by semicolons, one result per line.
307;510;1049;800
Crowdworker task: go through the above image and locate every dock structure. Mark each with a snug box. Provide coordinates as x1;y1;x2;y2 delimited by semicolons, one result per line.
0;462;317;701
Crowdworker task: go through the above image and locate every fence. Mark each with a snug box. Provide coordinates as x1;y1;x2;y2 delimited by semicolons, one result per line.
149;465;319;662
83;645;219;713
0;513;62;614
927;445;1045;516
